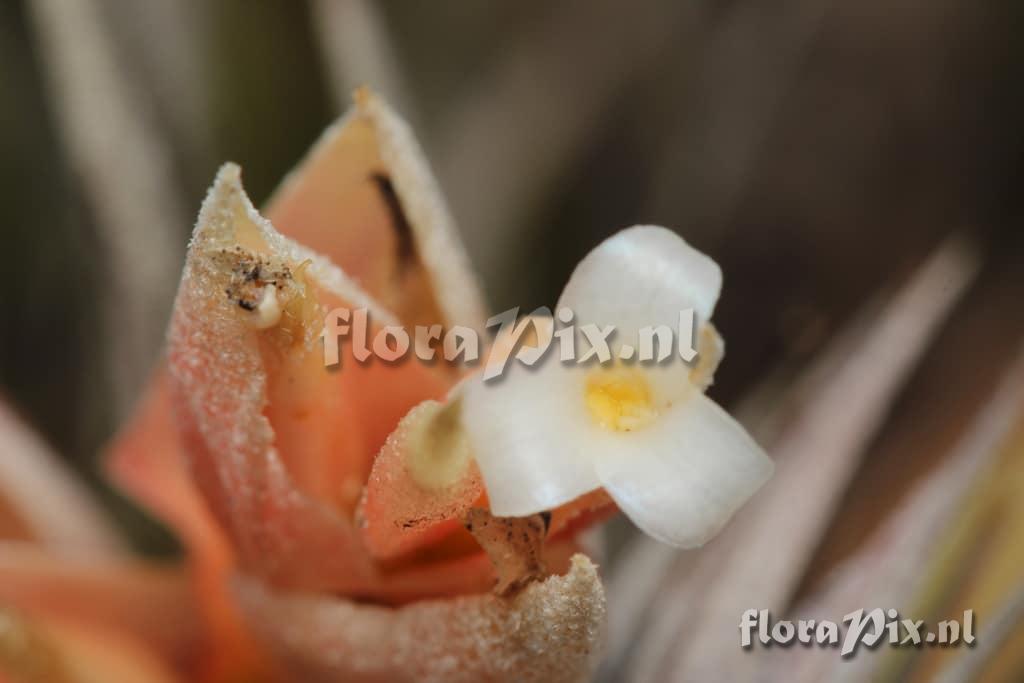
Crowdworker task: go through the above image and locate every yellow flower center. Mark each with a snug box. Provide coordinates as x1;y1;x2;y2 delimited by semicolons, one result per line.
585;366;658;432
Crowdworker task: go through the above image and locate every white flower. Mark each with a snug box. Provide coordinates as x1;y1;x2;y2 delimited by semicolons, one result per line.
461;226;773;547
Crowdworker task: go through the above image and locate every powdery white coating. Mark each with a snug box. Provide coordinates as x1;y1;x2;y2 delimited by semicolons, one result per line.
203;163;398;334
168;164;500;601
168;164;376;589
235;554;606;683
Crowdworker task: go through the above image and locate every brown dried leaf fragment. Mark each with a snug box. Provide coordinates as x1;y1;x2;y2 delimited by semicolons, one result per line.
211;246;316;344
465;508;548;596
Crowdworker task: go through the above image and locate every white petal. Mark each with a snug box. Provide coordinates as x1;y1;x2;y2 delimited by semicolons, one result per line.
557;226;722;353
461;358;603;517
593;390;773;547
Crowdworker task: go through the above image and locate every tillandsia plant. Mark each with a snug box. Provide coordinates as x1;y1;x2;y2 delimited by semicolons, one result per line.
0;89;772;683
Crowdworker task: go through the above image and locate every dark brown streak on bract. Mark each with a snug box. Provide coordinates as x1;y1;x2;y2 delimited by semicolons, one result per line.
371;173;416;269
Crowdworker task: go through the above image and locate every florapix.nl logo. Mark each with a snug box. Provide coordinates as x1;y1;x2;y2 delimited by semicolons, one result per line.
739;609;976;657
319;306;704;379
